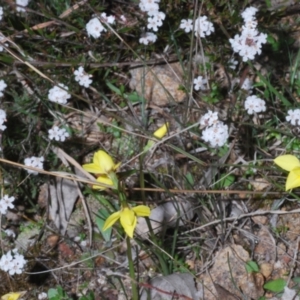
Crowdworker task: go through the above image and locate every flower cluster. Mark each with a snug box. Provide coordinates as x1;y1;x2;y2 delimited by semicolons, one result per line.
86;12;115;39
0;249;27;275
193;75;208;91
244;95;266;115
180;16;214;37
0;109;7;131
229;6;267;61
16;0;30;12
24;156;44;175
74;66;93;88
0;79;7;97
286;109;300;126
274;155;300;190
48;126;70;142
139;0;165;44
0;195;14;215
82;150;121;190
48;83;71;104
200;110;229;147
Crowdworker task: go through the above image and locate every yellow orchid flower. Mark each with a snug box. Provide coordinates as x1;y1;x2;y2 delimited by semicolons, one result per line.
103;205;151;238
82;150;120;175
92;175;114;190
274;154;300;190
144;123;169;152
1;291;26;300
153;122;169;139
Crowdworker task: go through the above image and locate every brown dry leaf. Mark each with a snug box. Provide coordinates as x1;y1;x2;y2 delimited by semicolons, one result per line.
250;178;270;191
129;62;186;106
140;273;197;300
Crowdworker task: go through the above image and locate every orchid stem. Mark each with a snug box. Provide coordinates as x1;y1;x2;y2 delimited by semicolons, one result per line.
126;236;139;300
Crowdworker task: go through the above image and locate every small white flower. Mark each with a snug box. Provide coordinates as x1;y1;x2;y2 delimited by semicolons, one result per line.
38;292;48;300
48;126;69;142
202;121;229;147
74;66;93;88
0;200;8;214
193;75;208;91
16;0;29;12
120;15;127;22
0;80;7;97
286;109;300;126
0;109;6;131
24;156;44;175
86;17;106;39
4;229;16;238
147;16;160;31
48;83;71;104
141;2;159;16
200;110;219;127
0;34;8;52
58;128;69;142
139;32;157;45
194;16;214;38
1;195;15;210
0;7;3;21
48;126;61;141
100;12;115;24
241;77;253;91
180;19;193;33
244;95;266;114
228;58;238;70
241;6;258;22
0;251;13;271
5;250;27;275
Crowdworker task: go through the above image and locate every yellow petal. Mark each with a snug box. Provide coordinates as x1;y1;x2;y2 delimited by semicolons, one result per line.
274;155;300;172
113;162;121;171
132;205;151;217
92;175;114;190
1;292;26;300
103;211;121;231
120;208;136;238
94;150;115;173
82;163;102;174
153;123;169;139
286;167;300;190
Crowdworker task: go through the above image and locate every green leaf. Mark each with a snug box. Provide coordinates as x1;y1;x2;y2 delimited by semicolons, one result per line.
264;278;286;292
48;288;59;300
245;261;259;273
292;277;300;284
96;209;112;242
106;81;122;96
